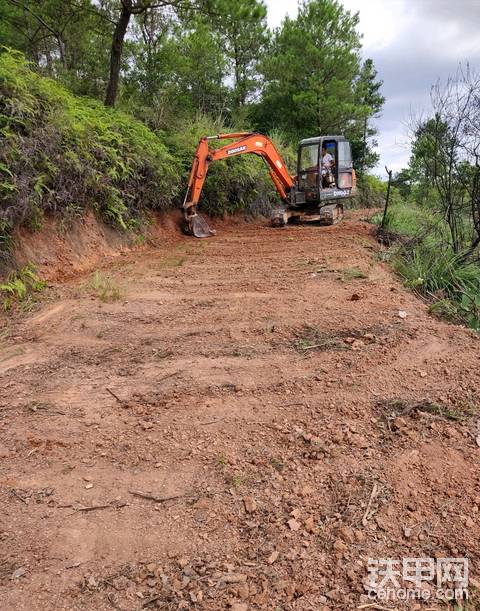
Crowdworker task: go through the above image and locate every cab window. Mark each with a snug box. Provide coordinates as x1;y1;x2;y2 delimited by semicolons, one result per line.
299;144;319;172
338;141;352;169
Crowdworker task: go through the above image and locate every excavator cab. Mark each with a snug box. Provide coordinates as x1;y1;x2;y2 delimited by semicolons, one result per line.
288;136;354;225
296;136;354;202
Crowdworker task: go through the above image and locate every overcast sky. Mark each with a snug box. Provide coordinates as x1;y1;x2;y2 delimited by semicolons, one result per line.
265;0;480;175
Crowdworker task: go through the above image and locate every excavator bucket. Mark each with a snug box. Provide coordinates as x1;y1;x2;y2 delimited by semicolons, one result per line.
183;213;216;238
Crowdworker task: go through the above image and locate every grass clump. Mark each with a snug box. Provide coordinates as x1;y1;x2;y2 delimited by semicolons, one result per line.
374;199;480;331
87;271;122;302
372;199;439;237
342;267;367;281
392;242;480;331
0;262;46;310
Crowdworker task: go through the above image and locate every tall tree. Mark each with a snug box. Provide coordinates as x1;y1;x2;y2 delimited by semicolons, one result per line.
104;0;147;107
353;58;384;171
2;0;99;73
125;9;171;105
103;0;210;107
122;12;228;127
252;0;362;139
408;67;480;254
211;0;268;109
1;0;112;96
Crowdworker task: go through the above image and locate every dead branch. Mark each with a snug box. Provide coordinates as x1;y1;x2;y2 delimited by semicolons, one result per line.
106;388;125;404
361;482;379;526
10;489;28;504
75;500;127;512
129;490;186;503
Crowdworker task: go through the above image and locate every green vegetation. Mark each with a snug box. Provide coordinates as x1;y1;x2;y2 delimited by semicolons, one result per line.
377;206;480;333
0;49;177;242
252;2;384;166
373;68;480;332
86;270;122;302
376;198;480;330
231;473;245;487
353;174;384;209
164;115;296;218
0;49;300;262
342;267;367;282
373;200;439;237
0;262;46;310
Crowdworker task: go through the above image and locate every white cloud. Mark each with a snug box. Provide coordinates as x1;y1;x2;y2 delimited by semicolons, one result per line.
340;0;410;53
265;0;298;29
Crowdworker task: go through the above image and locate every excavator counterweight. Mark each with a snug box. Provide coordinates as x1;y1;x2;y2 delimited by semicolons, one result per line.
182;132;355;237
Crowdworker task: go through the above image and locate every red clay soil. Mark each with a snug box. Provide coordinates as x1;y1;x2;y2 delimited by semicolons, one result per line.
0;211;479;610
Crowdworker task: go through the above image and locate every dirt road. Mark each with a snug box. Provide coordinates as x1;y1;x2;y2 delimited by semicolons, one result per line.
1;213;479;610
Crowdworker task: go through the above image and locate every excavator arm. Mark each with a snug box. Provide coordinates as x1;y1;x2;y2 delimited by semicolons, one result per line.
182;132;295;237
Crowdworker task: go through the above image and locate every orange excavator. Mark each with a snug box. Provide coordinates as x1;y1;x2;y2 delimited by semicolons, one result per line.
182;132;356;237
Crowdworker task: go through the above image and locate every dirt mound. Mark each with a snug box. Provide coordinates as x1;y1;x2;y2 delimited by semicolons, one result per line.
10;210;186;283
0;211;479;610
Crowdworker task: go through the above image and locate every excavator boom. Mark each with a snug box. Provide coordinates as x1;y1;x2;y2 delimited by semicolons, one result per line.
183;132;294;237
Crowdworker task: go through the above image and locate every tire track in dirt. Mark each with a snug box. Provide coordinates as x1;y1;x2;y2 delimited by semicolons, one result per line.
0;212;479;610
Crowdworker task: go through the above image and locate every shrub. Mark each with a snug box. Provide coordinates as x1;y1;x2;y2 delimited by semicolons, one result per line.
378;200;480;331
392;243;480;330
352;173;387;208
0;48;179;246
0;261;45;310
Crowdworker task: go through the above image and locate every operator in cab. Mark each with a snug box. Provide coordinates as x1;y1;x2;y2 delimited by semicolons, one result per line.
321;145;335;187
322;146;334;173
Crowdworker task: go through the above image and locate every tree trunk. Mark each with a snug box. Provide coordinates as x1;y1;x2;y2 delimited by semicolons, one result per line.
57;36;67;70
105;3;132;107
361;116;367;172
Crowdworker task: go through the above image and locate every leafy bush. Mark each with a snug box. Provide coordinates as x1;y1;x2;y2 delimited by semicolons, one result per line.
0;261;45;310
352;173;387;208
0;48;178;242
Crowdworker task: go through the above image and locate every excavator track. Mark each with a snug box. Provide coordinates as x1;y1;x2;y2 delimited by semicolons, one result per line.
270;203;344;227
319;203;344;225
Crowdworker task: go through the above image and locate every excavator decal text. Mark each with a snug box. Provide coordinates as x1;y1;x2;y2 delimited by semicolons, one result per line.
226;145;247;155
